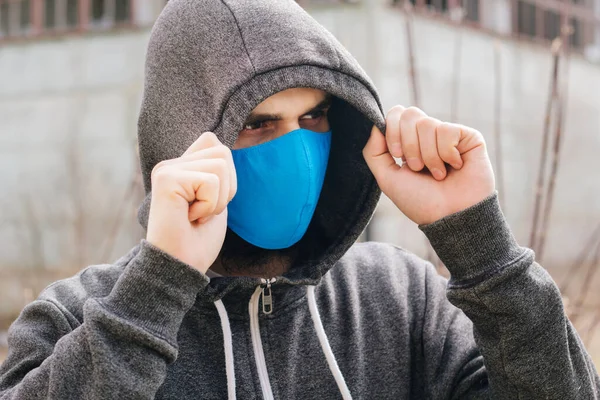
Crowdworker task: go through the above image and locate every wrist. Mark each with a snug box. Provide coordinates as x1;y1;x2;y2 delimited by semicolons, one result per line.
145;237;211;274
419;192;527;282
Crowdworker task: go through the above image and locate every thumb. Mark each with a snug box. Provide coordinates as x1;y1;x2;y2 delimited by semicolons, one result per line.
363;125;400;185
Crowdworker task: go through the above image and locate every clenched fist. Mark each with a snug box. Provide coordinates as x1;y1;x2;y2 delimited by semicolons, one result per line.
363;106;495;225
146;132;237;273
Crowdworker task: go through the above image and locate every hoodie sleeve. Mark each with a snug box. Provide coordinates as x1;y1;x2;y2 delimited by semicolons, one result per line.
418;192;600;399
0;240;208;399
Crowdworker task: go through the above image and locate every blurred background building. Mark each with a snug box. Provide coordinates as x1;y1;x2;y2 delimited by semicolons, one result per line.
1;0;600;364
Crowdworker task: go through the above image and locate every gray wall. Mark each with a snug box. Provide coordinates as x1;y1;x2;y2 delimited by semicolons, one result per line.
314;1;600;268
1;1;599;320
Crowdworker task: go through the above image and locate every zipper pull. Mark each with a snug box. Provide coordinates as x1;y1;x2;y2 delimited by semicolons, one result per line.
261;278;275;315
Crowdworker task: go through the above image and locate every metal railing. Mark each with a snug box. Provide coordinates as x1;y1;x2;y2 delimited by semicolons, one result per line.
0;0;135;40
392;0;600;51
2;0;599;52
0;0;356;41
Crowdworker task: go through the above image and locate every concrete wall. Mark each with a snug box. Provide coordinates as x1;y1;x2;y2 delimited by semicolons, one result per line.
0;30;147;271
312;1;600;270
1;1;600;325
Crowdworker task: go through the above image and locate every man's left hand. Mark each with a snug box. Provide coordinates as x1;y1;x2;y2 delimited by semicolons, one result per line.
363;105;495;225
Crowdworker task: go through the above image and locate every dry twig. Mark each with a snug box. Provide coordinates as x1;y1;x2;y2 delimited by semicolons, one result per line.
493;40;505;210
529;38;563;254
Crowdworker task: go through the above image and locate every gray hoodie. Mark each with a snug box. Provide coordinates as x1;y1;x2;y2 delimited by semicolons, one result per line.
1;0;599;399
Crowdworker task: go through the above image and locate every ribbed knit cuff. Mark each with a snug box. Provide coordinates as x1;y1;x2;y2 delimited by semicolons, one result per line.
100;240;209;345
419;192;527;284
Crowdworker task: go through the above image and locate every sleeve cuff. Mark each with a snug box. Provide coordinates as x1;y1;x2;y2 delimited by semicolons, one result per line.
419;192;528;283
99;240;210;343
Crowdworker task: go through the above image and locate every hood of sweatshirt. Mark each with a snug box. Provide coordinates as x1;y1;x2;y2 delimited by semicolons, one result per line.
136;0;385;296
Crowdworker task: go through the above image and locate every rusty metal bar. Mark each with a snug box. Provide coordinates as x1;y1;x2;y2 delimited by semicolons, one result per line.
511;0;519;35
529;38;562;252
31;0;42;35
106;0;116;25
129;0;136;25
56;0;67;30
536;4;544;39
537;1;572;261
527;0;599;25
493;40;505;211
7;0;20;36
78;0;89;31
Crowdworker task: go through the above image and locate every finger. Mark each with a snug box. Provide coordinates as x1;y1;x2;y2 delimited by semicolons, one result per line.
400;107;427;171
157;146;225;170
183;131;223;156
437;122;463;169
385;105;406;158
152;168;220;220
173;159;231;215
179;145;237;201
417;117;446;180
159;145;237;202
363;125;400;191
453;124;486;156
187;173;220;222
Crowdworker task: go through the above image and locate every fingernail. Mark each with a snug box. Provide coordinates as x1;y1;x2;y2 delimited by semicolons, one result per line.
407;157;422;170
431;168;445;180
452;161;463;170
391;143;402;157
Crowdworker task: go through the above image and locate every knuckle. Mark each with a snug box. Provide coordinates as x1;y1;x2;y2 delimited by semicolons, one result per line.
151;160;167;177
204;174;221;197
151;167;171;186
213;158;229;174
204;172;219;186
217;144;232;159
402;143;419;156
204;177;220;206
403;106;424;120
207;131;224;144
151;161;168;179
415;117;436;132
423;154;441;169
420;147;437;162
437;122;454;136
438;147;455;160
387;105;405;116
472;128;485;142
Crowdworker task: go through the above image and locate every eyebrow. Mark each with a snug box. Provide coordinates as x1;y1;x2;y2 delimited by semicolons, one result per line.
243;95;332;126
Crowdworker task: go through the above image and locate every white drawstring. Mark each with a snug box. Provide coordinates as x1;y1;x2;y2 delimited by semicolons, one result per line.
307;285;353;400
215;287;352;400
215;299;236;400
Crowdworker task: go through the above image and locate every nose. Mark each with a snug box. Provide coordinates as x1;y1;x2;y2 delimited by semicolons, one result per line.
271;122;302;141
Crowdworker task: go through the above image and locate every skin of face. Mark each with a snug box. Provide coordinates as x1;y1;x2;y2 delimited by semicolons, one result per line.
233;87;332;149
209;88;332;278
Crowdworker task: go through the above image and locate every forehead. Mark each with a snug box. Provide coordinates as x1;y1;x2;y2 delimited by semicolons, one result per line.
252;88;328;114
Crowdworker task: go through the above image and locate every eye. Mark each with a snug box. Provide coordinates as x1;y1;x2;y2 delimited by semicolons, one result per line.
300;109;329;127
242;119;273;131
300;109;327;121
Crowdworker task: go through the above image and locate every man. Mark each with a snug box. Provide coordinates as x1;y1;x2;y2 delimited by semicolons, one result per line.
0;0;598;398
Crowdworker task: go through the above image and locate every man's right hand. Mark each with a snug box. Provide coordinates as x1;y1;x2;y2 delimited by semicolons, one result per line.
146;132;237;274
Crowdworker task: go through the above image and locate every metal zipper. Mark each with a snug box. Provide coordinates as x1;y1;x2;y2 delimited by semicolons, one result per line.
249;278;277;400
261;277;275;315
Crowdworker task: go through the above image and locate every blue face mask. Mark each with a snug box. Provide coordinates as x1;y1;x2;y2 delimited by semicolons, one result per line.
227;128;332;250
